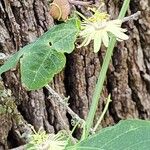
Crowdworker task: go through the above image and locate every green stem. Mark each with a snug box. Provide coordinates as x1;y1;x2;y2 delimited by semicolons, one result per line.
83;37;116;139
118;0;130;19
93;94;112;132
83;0;131;139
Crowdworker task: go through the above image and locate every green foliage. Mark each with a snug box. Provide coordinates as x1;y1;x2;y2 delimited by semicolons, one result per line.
67;120;150;150
39;19;80;53
20;45;66;90
0;19;80;90
0;48;26;75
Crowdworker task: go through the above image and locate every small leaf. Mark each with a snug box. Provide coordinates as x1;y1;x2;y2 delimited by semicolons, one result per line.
69;120;150;150
20;45;66;90
39;18;80;53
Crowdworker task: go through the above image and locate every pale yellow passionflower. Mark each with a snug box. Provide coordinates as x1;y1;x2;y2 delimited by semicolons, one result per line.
78;10;129;53
28;129;67;150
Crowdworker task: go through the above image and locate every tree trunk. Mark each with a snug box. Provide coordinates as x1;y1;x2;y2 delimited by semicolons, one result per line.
0;0;150;149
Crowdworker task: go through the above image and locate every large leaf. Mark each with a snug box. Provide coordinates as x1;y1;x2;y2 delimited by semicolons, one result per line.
0;18;79;75
0;18;79;90
68;120;150;150
20;45;66;90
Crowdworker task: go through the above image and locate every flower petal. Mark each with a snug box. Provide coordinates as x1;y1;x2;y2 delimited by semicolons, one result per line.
77;36;89;48
109;19;122;26
107;26;129;40
116;38;124;42
84;33;95;46
80;26;94;36
94;32;102;53
115;27;127;32
101;31;109;47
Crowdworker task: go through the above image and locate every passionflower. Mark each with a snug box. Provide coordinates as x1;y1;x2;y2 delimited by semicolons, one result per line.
78;10;129;53
27;128;67;150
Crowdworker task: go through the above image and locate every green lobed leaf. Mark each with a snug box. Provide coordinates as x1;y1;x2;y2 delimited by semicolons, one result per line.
20;45;66;90
68;120;150;150
0;18;79;90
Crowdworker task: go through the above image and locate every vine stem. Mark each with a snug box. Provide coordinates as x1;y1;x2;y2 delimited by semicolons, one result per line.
93;94;112;132
83;0;131;139
68;0;93;6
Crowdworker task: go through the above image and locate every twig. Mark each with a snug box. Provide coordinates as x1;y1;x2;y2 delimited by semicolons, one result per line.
68;0;93;6
50;98;76;144
93;94;112;132
122;11;141;22
45;85;97;135
45;85;85;126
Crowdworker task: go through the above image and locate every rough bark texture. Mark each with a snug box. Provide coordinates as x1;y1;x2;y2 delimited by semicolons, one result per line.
0;0;150;149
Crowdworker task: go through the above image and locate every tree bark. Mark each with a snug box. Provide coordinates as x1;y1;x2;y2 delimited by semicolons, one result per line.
0;0;150;149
